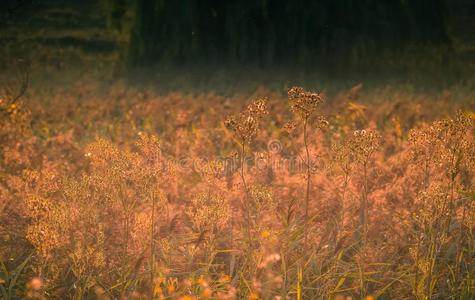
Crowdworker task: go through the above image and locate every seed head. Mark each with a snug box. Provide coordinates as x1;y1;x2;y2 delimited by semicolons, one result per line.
347;129;381;164
224;98;268;144
288;86;323;119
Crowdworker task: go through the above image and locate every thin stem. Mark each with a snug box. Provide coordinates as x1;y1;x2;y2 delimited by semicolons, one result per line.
442;146;459;234
124;211;129;256
358;161;369;297
337;171;349;244
361;161;368;243
303;118;311;243
150;190;155;298
239;142;252;251
413;236;421;297
424;157;430;190
119;181;129;257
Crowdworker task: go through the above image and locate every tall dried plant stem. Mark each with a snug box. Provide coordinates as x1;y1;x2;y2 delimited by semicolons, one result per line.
150;190;156;299
443;145;459;234
303;118;311;243
120;181;138;262
125;214;129;254
444;145;461;286
360;161;369;244
239;142;253;251
358;160;369;297
120;182;130;257
414;156;431;294
426;143;461;298
337;171;349;243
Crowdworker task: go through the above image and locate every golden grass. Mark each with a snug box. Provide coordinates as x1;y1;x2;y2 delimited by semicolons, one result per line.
0;82;474;299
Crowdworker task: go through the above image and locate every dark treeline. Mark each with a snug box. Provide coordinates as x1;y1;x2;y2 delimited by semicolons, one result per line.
125;0;451;71
0;0;35;22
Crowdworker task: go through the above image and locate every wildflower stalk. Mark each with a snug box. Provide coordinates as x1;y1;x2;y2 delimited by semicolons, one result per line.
119;182;130;257
338;170;350;242
239;142;253;251
413;236;421;297
361;160;369;243
287;86;325;245
303;117;311;242
224;98;268;255
347;129;380;243
150;189;156;299
332;142;352;245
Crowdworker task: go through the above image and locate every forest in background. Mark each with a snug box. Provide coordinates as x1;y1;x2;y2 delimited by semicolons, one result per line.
111;0;472;79
1;0;475;86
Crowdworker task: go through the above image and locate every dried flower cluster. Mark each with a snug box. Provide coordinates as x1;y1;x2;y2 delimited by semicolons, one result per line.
224;98;268;144
347;129;381;164
288;86;323;119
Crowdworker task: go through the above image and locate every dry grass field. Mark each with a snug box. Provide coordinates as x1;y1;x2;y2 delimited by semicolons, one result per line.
1;1;474;299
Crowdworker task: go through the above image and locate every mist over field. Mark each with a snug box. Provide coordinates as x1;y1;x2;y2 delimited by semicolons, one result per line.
1;1;474;299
